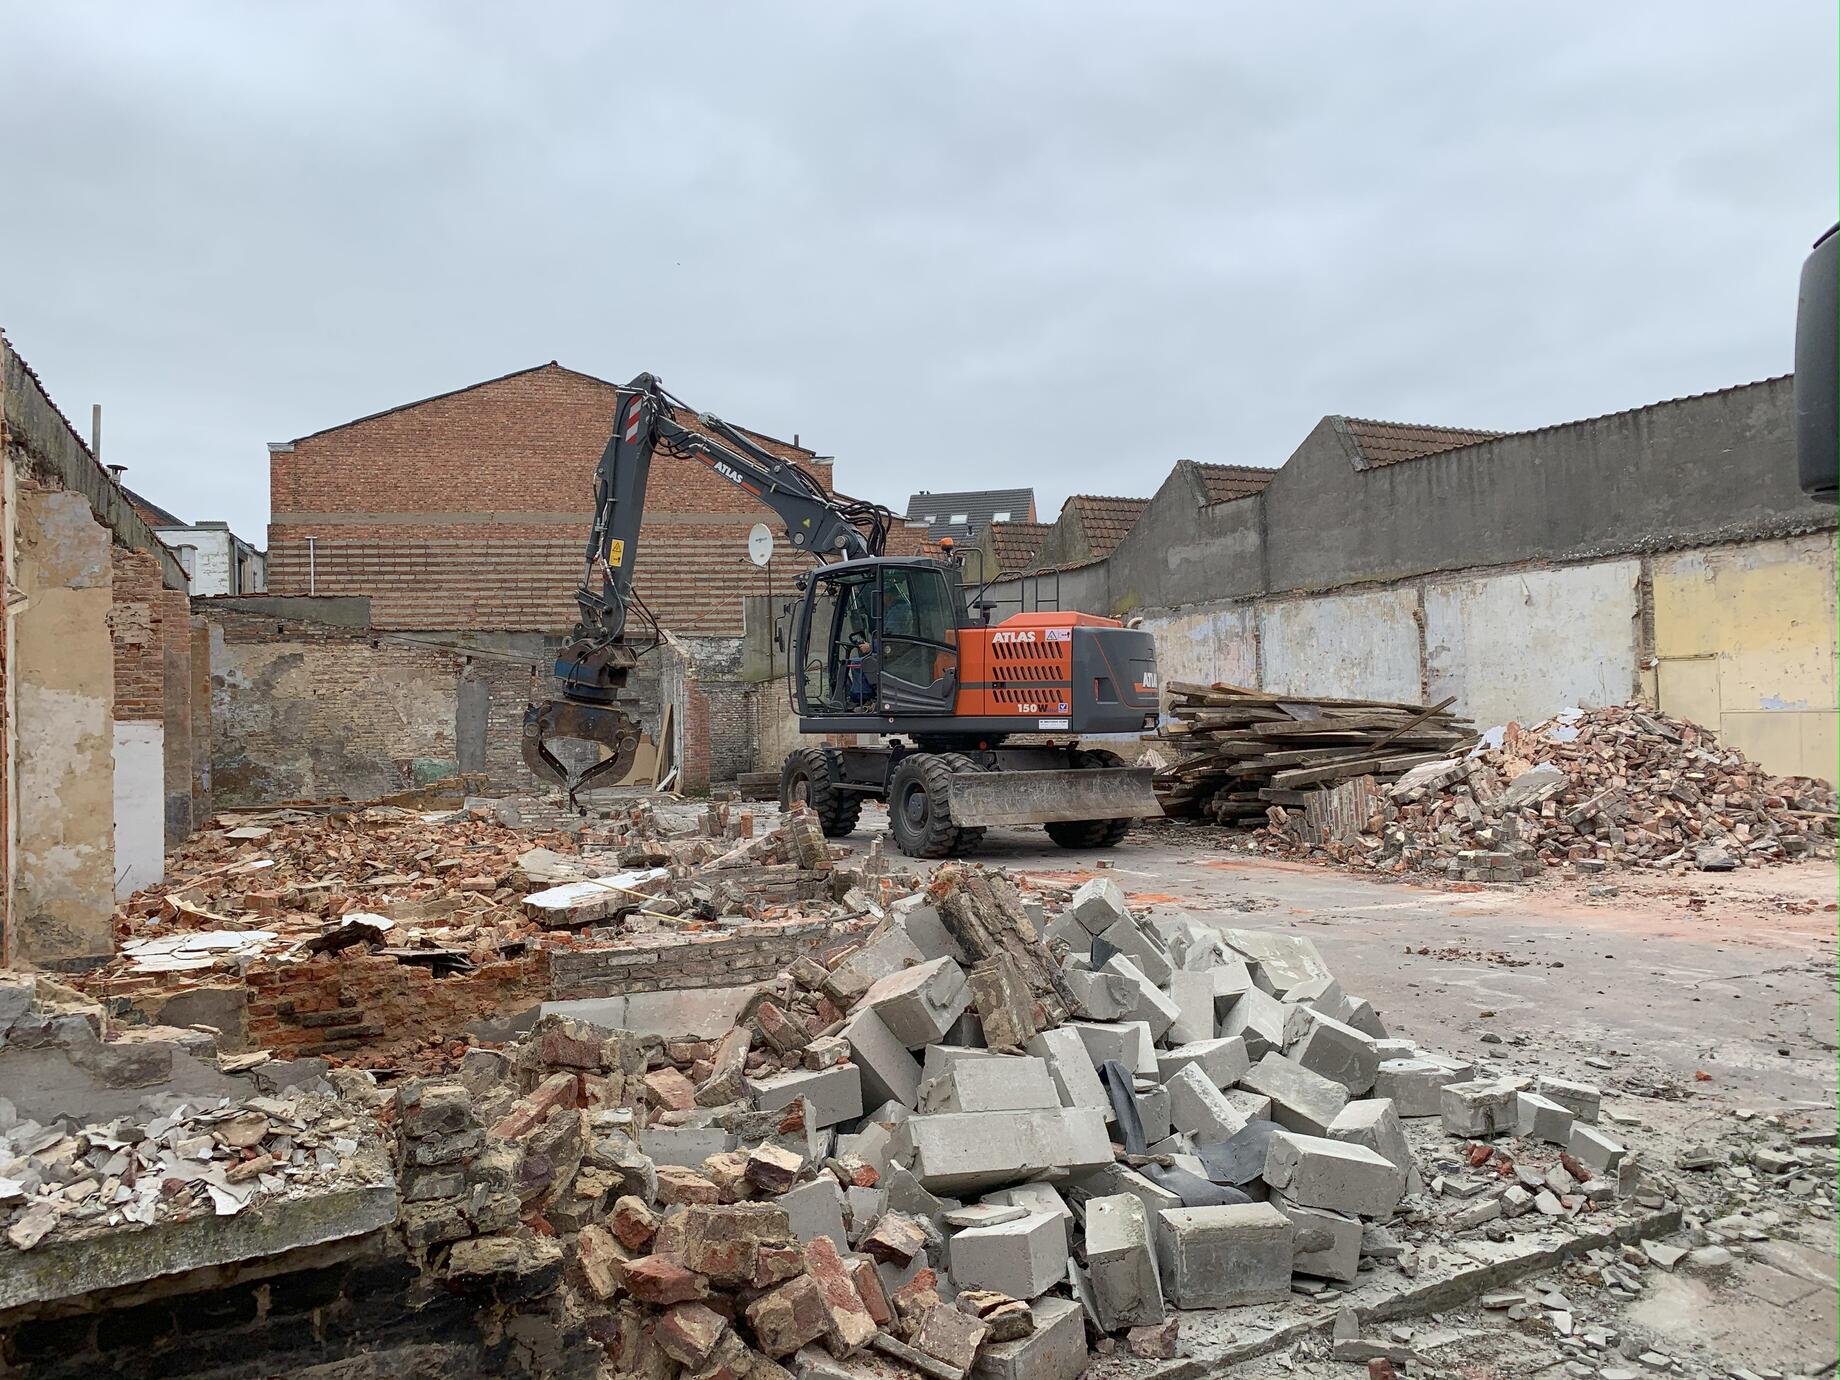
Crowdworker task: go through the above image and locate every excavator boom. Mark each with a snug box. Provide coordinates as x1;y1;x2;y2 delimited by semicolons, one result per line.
522;374;891;801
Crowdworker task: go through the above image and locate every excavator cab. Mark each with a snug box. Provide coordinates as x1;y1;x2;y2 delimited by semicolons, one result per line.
792;558;963;718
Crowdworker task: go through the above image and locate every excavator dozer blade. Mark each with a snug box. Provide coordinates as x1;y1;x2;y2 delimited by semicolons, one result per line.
946;767;1163;828
521;699;644;806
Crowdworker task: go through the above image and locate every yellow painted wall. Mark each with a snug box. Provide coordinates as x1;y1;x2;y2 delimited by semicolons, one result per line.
1652;534;1837;784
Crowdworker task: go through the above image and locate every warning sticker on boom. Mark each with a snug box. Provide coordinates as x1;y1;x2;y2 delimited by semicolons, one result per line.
606;539;626;567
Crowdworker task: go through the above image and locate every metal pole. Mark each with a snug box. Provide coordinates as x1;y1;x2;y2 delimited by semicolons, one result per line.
91;404;101;461
306;536;317;596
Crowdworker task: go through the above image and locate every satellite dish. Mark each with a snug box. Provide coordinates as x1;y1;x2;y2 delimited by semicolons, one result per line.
746;523;774;567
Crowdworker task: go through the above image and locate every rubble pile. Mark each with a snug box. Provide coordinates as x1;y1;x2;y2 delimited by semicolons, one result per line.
76;798;902;1067
1247;703;1838;880
375;865;1691;1380
0;1077;384;1253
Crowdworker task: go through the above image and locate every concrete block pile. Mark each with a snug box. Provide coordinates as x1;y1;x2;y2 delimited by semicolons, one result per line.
1252;702;1837;879
379;863;1667;1380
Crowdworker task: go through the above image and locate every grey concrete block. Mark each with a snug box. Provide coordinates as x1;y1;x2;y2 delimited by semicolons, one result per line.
1070;877;1131;934
842;1006;922;1110
1342;997;1387;1039
1100;955;1180;1041
1440;1080;1519;1138
922;1043;1009;1084
1164;1063;1250;1143
1083;1193;1165;1330
920;1056;1060;1115
1165;971;1218;1046
779;1176;849;1245
1135;1083;1171;1145
1094;916;1174;986
1070;1162;1183;1219
892;897;967;965
1291;1011;1380;1095
751;1065;863;1128
1327;1098;1413;1201
1516;1091;1575;1145
835;1122;895;1177
1272;1191;1361;1282
642;1120;736;1168
1218;929;1332;997
1155;1036;1250;1090
948;1210;1068;1299
1218;986;1313;1059
1154;1202;1293;1308
1207;956;1256;1007
860;956;972;1048
1375;1057;1467;1118
1066;1020;1155;1077
833;927;928;988
1263;1130;1405;1218
1568;1124;1627;1174
1239;1052;1350;1136
1025;1027;1109;1119
970;1297;1087;1380
981;1183;1072;1243
1223;1088;1272;1124
1537;1076;1602;1125
1042;912;1091;959
1059;966;1137;1022
905;1108;1112;1195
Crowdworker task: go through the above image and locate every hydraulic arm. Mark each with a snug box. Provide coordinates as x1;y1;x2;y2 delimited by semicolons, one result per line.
523;374;893;798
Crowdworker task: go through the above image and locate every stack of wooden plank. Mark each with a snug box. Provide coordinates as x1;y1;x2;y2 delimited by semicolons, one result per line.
1149;682;1477;823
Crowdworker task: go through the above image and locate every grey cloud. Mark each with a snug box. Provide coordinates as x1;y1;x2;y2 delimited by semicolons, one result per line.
1;1;1831;539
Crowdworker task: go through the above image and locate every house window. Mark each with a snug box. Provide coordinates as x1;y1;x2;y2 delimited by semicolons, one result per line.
992;510;1011;523
923;514;936;524
949;513;968;525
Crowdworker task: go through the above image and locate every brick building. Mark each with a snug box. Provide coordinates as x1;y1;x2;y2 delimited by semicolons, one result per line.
266;362;838;636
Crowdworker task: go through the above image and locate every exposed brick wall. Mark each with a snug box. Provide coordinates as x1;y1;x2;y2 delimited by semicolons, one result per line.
109;548;165;722
209;609;470;803
267;365;836;635
547;921;835;1000
245;949;547;1058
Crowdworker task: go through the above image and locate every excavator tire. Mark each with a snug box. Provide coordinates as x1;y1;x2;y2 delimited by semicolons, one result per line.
780;747;862;838
1043;749;1135;850
887;753;987;860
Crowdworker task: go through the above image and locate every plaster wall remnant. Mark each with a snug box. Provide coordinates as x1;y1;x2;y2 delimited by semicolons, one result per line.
14;487;116;967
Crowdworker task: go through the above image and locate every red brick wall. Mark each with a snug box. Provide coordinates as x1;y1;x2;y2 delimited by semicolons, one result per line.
267;365;835;635
110;548;166;721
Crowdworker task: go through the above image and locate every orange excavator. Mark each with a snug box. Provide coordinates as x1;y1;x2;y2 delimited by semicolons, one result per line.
522;373;1163;857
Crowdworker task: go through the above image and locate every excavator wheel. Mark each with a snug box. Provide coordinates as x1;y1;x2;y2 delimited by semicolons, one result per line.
1043;749;1135;850
887;753;987;860
780;747;862;838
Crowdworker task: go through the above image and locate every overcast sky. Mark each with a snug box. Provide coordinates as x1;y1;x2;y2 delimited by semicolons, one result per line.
2;3;1833;542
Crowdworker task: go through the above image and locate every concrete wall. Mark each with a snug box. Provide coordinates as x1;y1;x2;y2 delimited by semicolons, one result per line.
1423;562;1642;731
1651;532;1837;780
991;378;1837;782
1258;588;1422;702
13;488;117;967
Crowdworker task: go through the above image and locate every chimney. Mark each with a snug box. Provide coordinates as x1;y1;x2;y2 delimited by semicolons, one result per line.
106;464;126;483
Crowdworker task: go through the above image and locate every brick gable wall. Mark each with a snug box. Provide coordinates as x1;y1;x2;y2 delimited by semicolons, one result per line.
268;366;836;635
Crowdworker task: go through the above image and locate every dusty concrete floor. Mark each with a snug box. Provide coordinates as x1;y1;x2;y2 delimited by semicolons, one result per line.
821;806;1839;1113
610;793;1837;1377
